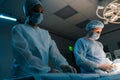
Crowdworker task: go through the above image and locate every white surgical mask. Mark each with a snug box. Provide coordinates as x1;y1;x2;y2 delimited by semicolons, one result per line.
90;32;100;40
30;12;44;24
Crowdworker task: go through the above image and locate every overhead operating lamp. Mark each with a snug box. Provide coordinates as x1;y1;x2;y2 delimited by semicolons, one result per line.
0;14;17;21
96;0;120;24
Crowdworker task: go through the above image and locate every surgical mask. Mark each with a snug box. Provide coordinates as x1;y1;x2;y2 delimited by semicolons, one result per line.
90;32;100;40
30;12;44;24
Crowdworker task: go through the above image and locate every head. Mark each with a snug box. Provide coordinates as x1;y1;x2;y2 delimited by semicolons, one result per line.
23;0;44;26
85;20;104;40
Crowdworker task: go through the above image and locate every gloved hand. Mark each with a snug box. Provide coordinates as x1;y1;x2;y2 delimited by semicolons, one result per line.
60;64;77;73
98;64;113;72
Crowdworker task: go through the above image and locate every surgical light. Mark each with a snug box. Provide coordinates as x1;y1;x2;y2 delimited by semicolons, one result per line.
0;15;17;21
96;0;120;24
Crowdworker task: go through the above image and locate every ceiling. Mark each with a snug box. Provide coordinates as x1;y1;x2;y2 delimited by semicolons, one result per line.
0;0;120;41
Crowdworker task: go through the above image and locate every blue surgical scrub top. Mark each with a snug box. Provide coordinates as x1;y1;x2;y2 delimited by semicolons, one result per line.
11;24;68;77
74;37;112;73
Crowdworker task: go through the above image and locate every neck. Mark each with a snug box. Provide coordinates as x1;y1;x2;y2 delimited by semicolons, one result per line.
85;35;94;41
28;21;38;27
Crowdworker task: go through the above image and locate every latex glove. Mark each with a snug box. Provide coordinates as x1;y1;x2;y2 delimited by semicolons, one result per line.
60;65;77;73
98;64;113;72
112;63;120;70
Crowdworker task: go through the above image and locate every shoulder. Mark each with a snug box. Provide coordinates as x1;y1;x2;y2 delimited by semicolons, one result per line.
39;27;50;35
74;38;86;48
40;28;48;33
12;24;25;31
76;37;85;44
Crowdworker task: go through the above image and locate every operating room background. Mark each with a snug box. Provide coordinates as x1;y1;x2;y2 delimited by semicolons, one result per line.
0;0;120;79
1;16;120;80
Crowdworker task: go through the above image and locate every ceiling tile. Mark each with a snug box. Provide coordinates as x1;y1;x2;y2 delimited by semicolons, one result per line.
54;6;78;19
42;0;67;13
63;0;76;4
70;0;97;19
88;0;97;4
69;0;94;12
65;13;87;25
82;5;97;19
41;12;66;28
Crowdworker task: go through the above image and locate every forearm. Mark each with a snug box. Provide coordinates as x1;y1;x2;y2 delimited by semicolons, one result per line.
75;54;98;71
50;53;69;69
49;40;69;69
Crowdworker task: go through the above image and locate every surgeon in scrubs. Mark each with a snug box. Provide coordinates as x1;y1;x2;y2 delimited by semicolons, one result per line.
74;20;120;74
11;0;76;78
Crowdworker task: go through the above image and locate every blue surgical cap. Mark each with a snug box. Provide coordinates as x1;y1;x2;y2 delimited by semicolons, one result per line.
85;20;104;31
23;0;42;16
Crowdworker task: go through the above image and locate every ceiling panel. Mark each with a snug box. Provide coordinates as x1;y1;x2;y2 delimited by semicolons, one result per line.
54;6;78;20
41;12;59;27
81;5;97;19
42;0;67;13
88;0;97;4
41;11;68;28
63;0;76;4
70;0;97;19
65;13;87;25
69;0;94;12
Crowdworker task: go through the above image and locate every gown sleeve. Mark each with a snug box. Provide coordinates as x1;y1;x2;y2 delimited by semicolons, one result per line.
48;34;69;69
